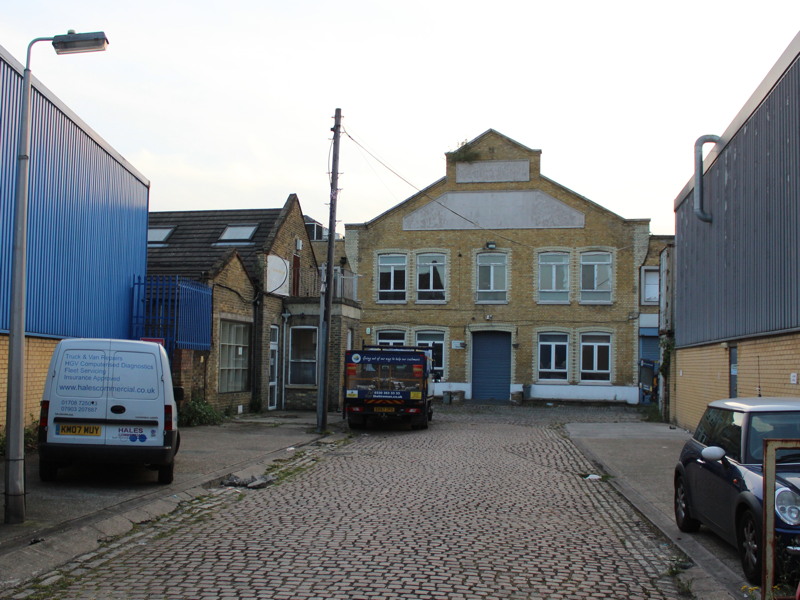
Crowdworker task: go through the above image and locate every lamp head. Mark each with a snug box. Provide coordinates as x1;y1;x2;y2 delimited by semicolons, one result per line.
51;30;108;55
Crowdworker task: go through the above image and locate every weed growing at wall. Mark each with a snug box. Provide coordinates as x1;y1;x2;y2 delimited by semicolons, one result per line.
178;398;224;427
0;419;39;456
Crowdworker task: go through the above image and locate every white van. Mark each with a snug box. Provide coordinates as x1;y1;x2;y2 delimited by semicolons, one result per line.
38;338;180;484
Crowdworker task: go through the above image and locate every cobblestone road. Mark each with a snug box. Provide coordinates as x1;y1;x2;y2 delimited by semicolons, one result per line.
6;405;690;599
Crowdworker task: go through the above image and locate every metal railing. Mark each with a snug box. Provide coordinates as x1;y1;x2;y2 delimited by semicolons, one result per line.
295;267;358;302
131;275;212;358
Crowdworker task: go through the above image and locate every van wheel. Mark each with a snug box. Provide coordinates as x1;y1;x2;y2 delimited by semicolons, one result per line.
39;460;58;482
157;461;174;485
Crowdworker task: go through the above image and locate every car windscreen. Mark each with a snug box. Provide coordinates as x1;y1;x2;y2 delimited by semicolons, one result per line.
745;412;800;464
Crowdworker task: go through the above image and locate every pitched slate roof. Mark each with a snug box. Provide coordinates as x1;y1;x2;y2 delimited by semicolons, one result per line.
147;206;285;282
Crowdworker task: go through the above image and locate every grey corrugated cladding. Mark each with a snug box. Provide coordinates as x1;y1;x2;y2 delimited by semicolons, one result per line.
0;42;149;338
674;33;800;347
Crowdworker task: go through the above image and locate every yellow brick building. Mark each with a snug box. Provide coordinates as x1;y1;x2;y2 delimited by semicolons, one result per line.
346;130;668;403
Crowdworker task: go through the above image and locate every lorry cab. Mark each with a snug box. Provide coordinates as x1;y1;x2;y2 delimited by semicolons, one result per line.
343;345;434;430
38;338;180;484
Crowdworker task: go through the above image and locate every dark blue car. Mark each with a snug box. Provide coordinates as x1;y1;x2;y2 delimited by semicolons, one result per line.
674;398;800;584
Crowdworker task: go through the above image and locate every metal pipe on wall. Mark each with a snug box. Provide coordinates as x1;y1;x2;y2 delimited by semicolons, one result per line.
693;134;721;223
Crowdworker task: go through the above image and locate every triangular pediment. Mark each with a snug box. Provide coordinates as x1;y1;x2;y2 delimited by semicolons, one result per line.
402;190;585;231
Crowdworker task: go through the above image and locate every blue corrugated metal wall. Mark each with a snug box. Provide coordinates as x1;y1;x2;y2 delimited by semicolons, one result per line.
0;45;149;339
675;52;800;347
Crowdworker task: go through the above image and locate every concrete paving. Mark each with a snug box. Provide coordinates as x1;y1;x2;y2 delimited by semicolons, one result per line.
0;404;743;599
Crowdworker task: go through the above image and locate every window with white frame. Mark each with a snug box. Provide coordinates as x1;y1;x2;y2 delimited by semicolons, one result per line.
376;330;405;346
580;252;612;303
538;333;568;380
580;333;611;381
416;331;445;378
641;267;660;304
289;327;317;385
477;253;507;302
378;254;407;301
417;253;446;301
538;252;569;303
219;320;251;393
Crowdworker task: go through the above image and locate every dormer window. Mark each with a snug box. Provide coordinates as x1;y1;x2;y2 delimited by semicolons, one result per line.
217;224;258;245
147;227;174;246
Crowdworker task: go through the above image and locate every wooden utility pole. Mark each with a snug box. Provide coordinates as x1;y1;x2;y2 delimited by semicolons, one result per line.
317;108;341;433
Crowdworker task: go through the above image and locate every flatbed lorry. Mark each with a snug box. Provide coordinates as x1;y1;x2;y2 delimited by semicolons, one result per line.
342;346;434;430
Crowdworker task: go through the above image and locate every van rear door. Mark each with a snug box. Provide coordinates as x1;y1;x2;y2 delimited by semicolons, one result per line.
103;346;164;448
48;341;111;446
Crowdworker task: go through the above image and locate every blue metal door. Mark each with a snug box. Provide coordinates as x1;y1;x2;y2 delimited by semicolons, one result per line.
472;331;511;402
639;334;660;362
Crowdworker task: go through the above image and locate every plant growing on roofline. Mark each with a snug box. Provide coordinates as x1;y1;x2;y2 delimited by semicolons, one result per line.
447;140;480;163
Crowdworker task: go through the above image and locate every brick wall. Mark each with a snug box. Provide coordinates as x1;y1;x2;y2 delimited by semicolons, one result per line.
208;255;256;414
327;305;361;411
673;331;800;431
737;334;800;398
673;345;728;431
0;335;59;429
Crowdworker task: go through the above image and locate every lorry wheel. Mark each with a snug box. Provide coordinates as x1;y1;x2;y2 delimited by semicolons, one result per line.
347;415;366;430
39;460;58;482
413;414;428;430
157;461;175;485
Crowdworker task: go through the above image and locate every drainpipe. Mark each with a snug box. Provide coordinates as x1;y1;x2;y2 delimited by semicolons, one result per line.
693;134;720;223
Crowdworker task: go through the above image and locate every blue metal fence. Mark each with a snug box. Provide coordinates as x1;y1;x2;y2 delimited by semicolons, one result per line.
131;276;212;358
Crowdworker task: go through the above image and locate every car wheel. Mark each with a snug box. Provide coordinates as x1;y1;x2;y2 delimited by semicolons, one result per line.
157;460;175;485
674;475;701;532
39;459;58;482
738;510;763;585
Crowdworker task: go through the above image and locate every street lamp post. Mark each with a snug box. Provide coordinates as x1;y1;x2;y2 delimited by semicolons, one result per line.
4;30;108;524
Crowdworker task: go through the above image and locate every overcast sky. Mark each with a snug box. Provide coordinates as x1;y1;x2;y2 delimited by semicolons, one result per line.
3;1;799;235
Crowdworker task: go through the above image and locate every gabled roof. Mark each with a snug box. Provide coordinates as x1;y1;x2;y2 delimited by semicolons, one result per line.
349;129;632;230
448;128;541;156
147;197;297;281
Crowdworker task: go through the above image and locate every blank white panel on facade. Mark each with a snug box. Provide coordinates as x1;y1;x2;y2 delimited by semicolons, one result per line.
456;160;530;183
403;190;585;231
